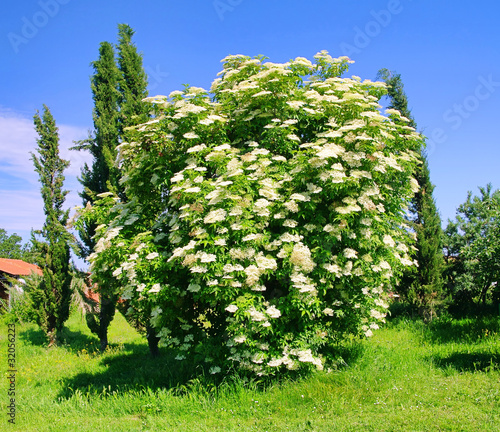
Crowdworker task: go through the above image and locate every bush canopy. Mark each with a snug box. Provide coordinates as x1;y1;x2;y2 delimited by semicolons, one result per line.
79;51;423;375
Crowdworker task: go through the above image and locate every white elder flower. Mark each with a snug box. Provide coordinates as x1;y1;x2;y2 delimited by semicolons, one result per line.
283;219;298;228
343;248;358;259
286;100;306;109
187;143;207;153
267;358;283;367
383;235;396;247
106;226;123;240
234;335;247;344
284;201;299;213
252;90;272;97
190;265;208;273
183;132;199;139
266;305;281;319
287;134;301;142
149;283;161;293
197;252;217;263
379;260;392;270
242;233;261;242
146;252;159;260
169;90;183;98
170;172;184;183
225;304;238;313
213;143;231;151
323;308;334;316
204;208;227;224
255;254;278;270
280;232;302;243
410;177;420;193
322;263;341;275
244;265;262;286
272;156;287;163
290;193;310;202
214;238;227;246
254;198;270;208
249;307;266;322
290;243;315;273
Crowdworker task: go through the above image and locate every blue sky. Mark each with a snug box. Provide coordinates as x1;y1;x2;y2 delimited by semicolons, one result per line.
1;0;499;257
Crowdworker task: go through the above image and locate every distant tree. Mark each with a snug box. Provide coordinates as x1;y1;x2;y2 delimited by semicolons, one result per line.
445;185;500;307
0;229;34;262
30;105;72;346
377;69;444;320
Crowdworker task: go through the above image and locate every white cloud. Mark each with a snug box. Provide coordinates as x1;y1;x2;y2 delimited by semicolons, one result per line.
0;109;91;242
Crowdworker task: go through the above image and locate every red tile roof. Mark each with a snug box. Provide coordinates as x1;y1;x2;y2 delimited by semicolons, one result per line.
0;258;42;277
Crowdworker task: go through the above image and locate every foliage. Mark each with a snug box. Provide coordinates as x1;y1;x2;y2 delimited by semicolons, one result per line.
0;228;34;262
0;274;40;324
444;184;500;307
30;105;73;346
80;52;423;375
377;69;444;320
116;23;150;134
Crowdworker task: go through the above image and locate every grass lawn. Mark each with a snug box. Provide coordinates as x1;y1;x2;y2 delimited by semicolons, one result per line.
1;311;499;431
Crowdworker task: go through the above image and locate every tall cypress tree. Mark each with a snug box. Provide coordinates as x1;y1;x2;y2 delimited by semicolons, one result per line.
73;25;152;352
377;69;444;320
73;41;121;351
31;105;72;346
116;23;150;133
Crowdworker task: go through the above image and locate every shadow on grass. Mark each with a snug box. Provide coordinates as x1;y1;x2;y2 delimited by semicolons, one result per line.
56;339;366;400
57;342;197;399
19;326;101;353
424;316;500;344
432;351;500;372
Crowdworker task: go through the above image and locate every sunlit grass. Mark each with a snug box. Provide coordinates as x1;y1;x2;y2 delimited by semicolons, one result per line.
1;311;499;431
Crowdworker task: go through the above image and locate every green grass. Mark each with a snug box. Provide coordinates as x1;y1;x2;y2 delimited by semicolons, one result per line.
1;311;500;431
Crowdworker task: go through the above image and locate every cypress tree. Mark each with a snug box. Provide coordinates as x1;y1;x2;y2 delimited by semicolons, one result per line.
116;23;150;133
31;105;72;346
377;69;444;320
73;25;152;352
73;41;121;351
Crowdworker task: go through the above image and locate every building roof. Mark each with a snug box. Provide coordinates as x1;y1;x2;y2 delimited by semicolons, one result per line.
0;258;42;277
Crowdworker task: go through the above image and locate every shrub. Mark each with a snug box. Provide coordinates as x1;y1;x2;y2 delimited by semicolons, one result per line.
80;52;423;375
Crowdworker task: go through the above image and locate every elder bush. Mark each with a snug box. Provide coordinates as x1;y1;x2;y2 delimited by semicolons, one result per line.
80;52;423;375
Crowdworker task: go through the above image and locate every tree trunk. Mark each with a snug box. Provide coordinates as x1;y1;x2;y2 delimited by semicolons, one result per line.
99;293;115;352
146;324;160;357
